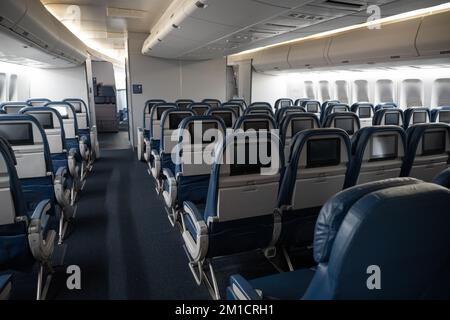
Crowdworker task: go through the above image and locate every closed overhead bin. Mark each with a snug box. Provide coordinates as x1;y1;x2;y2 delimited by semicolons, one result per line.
0;0;27;29
416;11;450;58
253;45;290;72
327;18;422;65
288;37;331;69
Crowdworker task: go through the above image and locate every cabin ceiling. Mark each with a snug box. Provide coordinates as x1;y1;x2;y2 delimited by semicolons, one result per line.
41;0;450;61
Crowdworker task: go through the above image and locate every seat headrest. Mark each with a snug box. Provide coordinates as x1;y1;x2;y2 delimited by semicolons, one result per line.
275;106;306;123
0;102;29;114
404;107;431;128
433;168;450;189
178;115;226;144
63;98;88;114
234;114;277;131
275;98;294;110
350;102;374;115
373;109;404;126
351;125;406;155
26;98;51;106
222;103;244;114
313;178;422;263
249;102;271;109
144;99;166;114
189;103;211;115
19;107;66;145
374;102;398;112
201;99;221;108
322;100;340;109
295;98;310;106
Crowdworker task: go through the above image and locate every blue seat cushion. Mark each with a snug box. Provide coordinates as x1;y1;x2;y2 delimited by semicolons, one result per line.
51;153;68;174
78;129;91;147
66;138;81;161
143;129;150;140
177;175;210;205
249;268;315;300
20;177;56;216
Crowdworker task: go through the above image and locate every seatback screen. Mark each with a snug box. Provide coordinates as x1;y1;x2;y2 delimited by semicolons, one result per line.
371;135;398;161
53;106;69;119
188;122;218;144
291;119;314;136
169;113;190;130
30;112;54;129
306;138;341;168
177;102;191;109
207;102;220;109
384;113;400;125
333;107;347;113
214;112;233;127
71;102;82;113
0;123;33;146
439;111;450;124
192;107;208;116
358;107;372;119
280;101;291;108
335;118;355;135
157;107;172;120
306;103;319;113
413;112;427;124
5;106;23;114
230;106;241;117
244;121;269;132
230;140;272;176
422;131;446;156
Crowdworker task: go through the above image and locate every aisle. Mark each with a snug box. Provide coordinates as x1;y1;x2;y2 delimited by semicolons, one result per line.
54;141;210;299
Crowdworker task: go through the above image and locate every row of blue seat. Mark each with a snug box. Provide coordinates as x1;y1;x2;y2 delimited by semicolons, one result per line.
139;98;450;299
0;98;96;300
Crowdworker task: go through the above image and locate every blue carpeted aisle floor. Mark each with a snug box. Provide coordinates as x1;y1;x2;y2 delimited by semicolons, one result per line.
52;133;210;299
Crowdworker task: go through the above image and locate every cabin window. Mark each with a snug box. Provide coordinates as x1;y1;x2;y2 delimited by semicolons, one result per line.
354;80;369;102
0;73;6;101
376;79;394;104
335;80;349;104
8;74;18;101
402;79;423;108
304;81;315;100
319;80;331;101
433;79;450;107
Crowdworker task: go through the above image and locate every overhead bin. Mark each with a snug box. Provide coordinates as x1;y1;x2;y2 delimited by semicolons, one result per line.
0;0;88;67
253;45;291;72
327;18;421;66
288;37;331;69
416;11;450;58
0;0;27;29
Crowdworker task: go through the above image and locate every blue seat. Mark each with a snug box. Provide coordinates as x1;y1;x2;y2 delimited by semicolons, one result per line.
20;107;79;205
150;109;195;184
323;112;360;138
276;129;351;248
137;100;166;161
403;107;431;129
227;178;450;300
433;167;450;188
189;103;211;116
275;98;293;110
26;98;51;107
401;123;450;181
431;106;450;124
374;102;398;112
280;113;320;162
300;100;321;117
45;102;90;182
0;137;57;300
249;102;271;109
207;107;238;129
275;106;306;125
162;116;226;225
244;105;274;118
201;99;221;109
228;99;247;110
175;99;195;109
0;274;12;300
0;102;28;114
295;98;310;106
321;100;340;113
345;126;406;188
320;103;350;125
221;102;244;118
141;102;174;164
234;114;277;132
351;102;375;128
373;109;404;127
181;131;283;299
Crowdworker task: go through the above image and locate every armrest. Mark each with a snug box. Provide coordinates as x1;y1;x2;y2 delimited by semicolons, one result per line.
54;167;74;217
137;128;144;161
228;275;262;300
162;169;177;208
79;135;90;161
28;199;56;262
68;148;79;179
183;201;207;235
150;149;161;178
